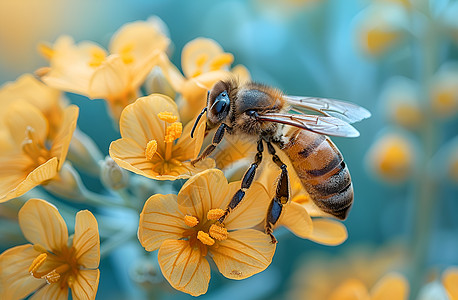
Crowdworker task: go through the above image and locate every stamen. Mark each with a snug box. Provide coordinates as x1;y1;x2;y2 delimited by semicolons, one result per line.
184;215;199;227
157;111;178;123
197;231;215;246
209;224;228;241
209;53;234;71
166;122;182;140
88;48;106;67
145;140;158;161
43;270;60;284
120;44;134;64
207;209;225;220
29;253;47;274
38;43;54;60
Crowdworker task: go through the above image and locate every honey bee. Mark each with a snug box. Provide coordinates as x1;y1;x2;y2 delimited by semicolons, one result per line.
190;79;370;243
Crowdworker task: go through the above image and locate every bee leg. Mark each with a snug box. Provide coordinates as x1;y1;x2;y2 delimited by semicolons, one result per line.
265;141;290;243
191;123;229;166
218;139;264;223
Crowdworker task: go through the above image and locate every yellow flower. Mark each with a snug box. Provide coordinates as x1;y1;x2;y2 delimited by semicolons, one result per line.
109;94;214;180
0;74;65;139
443;267;458;300
429;67;458;118
0;198;100;299
259;154;348;246
0;101;78;202
158;38;250;123
138;169;276;296
365;131;416;183
39;17;170;121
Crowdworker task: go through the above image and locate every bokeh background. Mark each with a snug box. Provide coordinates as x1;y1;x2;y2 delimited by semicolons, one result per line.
1;0;457;299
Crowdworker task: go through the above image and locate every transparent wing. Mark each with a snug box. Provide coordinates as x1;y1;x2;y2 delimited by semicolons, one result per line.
284;95;371;124
257;113;360;137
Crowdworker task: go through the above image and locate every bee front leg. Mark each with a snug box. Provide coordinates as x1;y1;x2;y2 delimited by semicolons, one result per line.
191;123;229;166
218;139;264;223
265;142;290;244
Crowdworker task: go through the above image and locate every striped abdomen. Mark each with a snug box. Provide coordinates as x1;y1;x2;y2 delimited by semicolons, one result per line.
281;129;353;220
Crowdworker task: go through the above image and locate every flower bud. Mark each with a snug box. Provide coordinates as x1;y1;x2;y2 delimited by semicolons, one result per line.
43;162;88;201
66;128;104;176
100;156;129;190
144;66;176;99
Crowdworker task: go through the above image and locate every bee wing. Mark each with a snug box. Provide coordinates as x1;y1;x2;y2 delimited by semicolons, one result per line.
284;95;371;124
257;113;360;137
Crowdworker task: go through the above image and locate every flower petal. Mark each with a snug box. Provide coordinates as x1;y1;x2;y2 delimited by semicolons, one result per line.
177;169;228;219
370;272;409;300
138;194;186;251
0;244;43;300
308;219;347;246
158;240;210;296
277;202;313;238
225;182;271;230
88;55;129;99
18;198;68;253
30;282;68;300
181;38;225;78
0;157;58;203
50;105;79;170
210;229;275;280
328;279;369;300
443;267;458;300
174;113;207;160
73;210;100;269
119;94;178;150
71;269;100;300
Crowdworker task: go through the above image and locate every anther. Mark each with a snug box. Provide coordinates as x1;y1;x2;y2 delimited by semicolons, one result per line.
29;253;47;274
197;231;215;246
209;224;228;241
207;208;225;220
43;270;61;284
184;215;199;227
166;122;183;140
145;140;158;161
157;111;178;123
210;53;234;71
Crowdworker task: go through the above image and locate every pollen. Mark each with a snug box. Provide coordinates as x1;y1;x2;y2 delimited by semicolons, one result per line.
209;224;228;241
88;48;106;67
207;208;225;220
197;231;215;246
43;270;61;284
184;215;199;227
120;44;134;64
28;253;47;274
38;43;54;60
157;111;178;123
145;140;158;161
166;122;182;139
210;53;234;71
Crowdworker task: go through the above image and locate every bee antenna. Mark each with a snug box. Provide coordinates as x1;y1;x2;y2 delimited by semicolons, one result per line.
191;107;207;138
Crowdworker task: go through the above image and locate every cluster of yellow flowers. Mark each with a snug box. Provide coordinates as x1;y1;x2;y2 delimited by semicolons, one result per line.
0;17;348;298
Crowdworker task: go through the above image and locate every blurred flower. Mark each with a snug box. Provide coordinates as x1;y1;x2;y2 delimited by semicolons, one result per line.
381;76;423;130
430;135;458;185
288;244;408;300
443;267;458;300
100;156;129;190
355;3;408;56
158;38;250;123
418;267;458;300
0;198;100;299
39;17;170;121
138;169;275;296
365;130;417;183
0;101;78;202
259;155;347;246
109;94;214;180
429;64;458;119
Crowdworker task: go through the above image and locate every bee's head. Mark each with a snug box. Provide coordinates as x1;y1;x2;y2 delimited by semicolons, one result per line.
191;80;232;138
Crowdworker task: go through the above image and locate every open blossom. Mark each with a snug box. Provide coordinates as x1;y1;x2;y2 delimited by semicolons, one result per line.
109;94;214;180
138;169;276;296
0;100;78;202
0;198;100;299
39;17;170;121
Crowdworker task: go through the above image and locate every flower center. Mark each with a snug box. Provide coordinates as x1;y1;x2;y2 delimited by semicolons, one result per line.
145;140;158;161
158;111;182;162
88;48;107;68
21;126;50;166
120;44;134;64
209;53;234;71
28;251;74;287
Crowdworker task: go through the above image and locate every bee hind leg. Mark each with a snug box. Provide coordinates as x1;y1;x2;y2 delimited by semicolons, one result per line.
218;139;264;223
191;123;229;166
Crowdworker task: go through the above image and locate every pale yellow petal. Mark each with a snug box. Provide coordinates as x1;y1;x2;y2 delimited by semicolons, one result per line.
158;240;210;296
181;38;225;78
443;267;458;300
0;244;44;300
88;55;129;99
50;105;79;170
210;229;276;280
177;169;228;219
30;282;68;300
138;194;186;251
0;154;33;202
370;272;409;300
71;269;100;300
110;137;154;175
328;279;370;300
18;198;68;253
231;65;251;84
157;53;185;91
277;202;313;238
174;113;207;160
5;101;48;147
73;210;100;269
308;218;348;246
119;94;178;151
0;157;58;203
225;182;271;230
